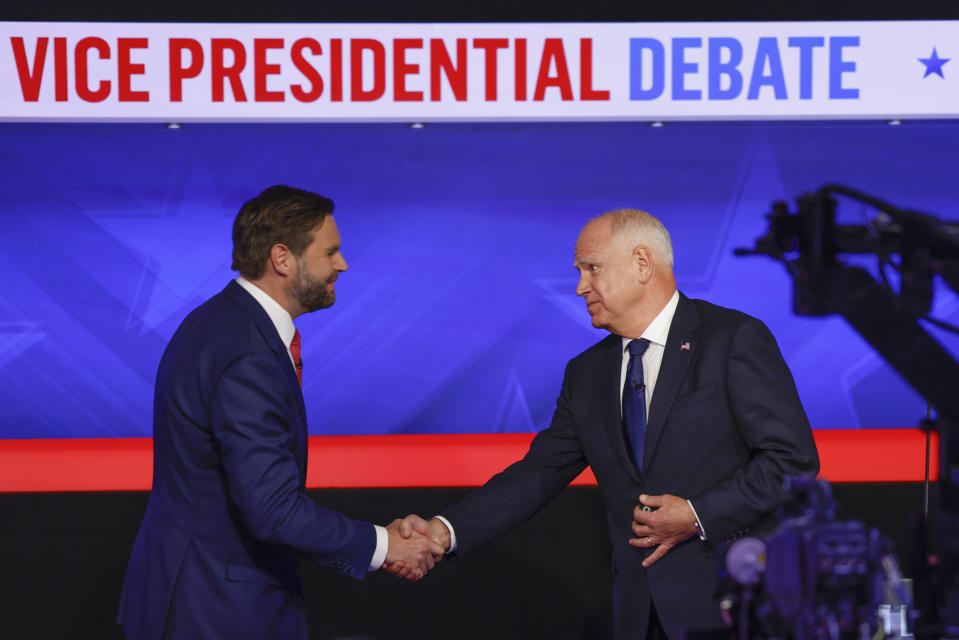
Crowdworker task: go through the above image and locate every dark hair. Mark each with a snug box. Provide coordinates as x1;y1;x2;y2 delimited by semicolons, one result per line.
231;185;334;278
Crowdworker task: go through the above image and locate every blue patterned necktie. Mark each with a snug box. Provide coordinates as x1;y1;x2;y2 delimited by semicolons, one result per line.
623;338;650;473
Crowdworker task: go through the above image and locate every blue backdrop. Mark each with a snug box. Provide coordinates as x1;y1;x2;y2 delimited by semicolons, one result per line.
1;121;957;438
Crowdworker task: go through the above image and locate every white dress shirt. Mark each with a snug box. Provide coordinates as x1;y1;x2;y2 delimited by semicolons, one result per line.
620;290;707;539
235;277;389;570
619;290;680;415
442;289;706;553
235;277;297;366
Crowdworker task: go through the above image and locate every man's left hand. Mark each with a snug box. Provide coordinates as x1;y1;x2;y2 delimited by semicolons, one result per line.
628;494;699;567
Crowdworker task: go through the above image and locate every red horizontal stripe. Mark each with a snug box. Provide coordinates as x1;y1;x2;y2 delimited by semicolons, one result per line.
0;430;939;493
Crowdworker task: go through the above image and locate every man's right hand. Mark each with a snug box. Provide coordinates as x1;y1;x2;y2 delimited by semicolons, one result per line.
400;514;451;553
382;516;447;581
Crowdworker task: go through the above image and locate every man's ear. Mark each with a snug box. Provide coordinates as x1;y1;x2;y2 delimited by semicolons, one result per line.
634;245;653;284
268;243;295;277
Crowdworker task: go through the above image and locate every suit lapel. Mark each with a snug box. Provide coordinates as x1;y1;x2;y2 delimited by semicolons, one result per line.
596;334;643;485
223;281;308;428
642;294;700;472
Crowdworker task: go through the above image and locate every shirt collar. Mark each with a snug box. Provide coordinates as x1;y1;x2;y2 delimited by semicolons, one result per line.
622;289;680;353
235;276;297;350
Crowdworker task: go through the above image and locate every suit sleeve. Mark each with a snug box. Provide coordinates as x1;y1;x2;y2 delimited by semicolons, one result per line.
440;363;588;556
690;318;819;541
210;352;376;578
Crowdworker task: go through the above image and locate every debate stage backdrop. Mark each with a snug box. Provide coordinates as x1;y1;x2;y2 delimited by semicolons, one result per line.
1;120;957;440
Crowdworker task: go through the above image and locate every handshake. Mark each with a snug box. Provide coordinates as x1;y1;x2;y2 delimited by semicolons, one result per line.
381;514;451;582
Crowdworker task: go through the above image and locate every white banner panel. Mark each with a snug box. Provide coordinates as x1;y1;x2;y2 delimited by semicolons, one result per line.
1;21;956;121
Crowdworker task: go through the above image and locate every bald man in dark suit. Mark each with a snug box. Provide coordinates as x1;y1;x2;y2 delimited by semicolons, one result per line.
399;209;819;640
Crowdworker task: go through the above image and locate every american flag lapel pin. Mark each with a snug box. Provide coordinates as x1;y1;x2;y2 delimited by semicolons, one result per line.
680;341;691;351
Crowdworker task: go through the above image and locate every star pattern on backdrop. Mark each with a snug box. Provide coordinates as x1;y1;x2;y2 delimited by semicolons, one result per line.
918;48;950;79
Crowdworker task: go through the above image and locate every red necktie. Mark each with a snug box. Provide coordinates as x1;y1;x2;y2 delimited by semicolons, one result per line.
290;329;303;387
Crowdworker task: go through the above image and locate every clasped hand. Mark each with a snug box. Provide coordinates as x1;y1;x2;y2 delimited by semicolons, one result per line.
628;493;699;567
382;515;450;581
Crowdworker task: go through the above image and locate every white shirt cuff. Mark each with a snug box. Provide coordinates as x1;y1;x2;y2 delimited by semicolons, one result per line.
687;500;707;540
433;515;457;553
369;524;389;570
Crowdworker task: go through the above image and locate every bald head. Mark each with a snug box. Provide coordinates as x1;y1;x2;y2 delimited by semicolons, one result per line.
574;209;677;338
602;209;674;269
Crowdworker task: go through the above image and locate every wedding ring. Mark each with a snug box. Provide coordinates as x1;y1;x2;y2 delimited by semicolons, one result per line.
647;537;652;545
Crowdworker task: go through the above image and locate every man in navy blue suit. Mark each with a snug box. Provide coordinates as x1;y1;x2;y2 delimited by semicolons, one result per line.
118;186;442;640
399;209;820;640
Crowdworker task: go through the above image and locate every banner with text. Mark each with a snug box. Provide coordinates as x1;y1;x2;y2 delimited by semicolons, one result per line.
1;21;956;121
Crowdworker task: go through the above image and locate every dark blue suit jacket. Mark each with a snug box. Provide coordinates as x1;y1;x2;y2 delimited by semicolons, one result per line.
441;294;819;640
118;281;375;640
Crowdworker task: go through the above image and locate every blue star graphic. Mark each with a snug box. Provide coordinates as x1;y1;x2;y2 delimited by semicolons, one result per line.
919;48;950;79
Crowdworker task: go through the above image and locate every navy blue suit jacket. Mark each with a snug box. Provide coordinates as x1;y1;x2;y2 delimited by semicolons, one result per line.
441;294;819;640
118;281;375;640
